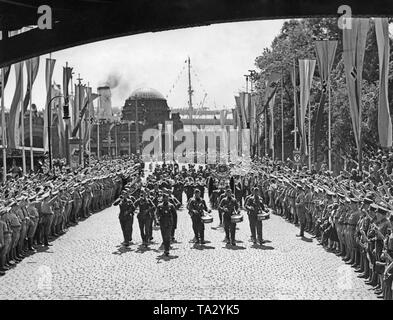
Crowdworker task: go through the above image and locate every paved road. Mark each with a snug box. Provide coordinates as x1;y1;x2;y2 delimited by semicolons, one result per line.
0;194;377;300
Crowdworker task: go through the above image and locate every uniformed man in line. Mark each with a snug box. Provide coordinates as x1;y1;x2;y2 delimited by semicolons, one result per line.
295;184;306;237
370;207;391;295
356;197;373;279
71;184;82;224
17;196;30;256
26;194;39;252
134;190;156;247
51;191;61;237
345;197;362;266
244;187;266;245
234;179;243;208
304;185;313;232
172;177;184;205
0;207;12;272
155;194;176;256
9;201;22;262
114;190;135;246
219;188;240;246
365;204;379;286
187;189;210;244
41;192;56;247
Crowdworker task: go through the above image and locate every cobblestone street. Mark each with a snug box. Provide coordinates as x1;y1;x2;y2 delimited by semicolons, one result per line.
0;194;378;300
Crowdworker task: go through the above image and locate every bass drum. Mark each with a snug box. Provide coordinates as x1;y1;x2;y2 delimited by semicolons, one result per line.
201;215;213;224
257;211;270;221
231;214;243;223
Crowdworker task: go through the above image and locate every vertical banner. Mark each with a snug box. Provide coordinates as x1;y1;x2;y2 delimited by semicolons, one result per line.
23;57;40;114
0;66;10;100
239;92;248;129
158;123;163;160
7;63;24;149
51;83;64;157
314;40;337;163
232;108;238;130
250;94;257;149
375;18;392;148
269;92;276;153
298;59;316;155
342;18;369;154
165;121;173;162
44;58;56;152
63;66;73;104
0;66;10;147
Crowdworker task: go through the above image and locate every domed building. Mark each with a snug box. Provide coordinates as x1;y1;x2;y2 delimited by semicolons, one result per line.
122;87;171;126
90;87;183;157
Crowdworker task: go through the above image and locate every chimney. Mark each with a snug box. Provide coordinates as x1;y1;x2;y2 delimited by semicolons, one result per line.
97;86;112;120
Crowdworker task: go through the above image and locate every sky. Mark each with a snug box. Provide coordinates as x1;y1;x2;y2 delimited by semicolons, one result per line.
2;19;286;112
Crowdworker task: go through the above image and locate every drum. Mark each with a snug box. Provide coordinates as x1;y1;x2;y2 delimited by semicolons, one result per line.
231;214;243;223
257;212;270;221
201;215;213;224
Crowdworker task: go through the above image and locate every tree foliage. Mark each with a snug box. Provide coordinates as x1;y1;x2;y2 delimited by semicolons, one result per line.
253;18;393;171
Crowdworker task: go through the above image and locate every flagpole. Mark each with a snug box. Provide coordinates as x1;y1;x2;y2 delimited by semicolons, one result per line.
308;101;311;170
281;69;284;162
1;68;6;182
328;73;332;171
48;53;53;172
293;59;297;151
264;104;268;158
28;60;34;172
272;99;275;161
21;66;26;175
97;97;100;160
64;62;71;167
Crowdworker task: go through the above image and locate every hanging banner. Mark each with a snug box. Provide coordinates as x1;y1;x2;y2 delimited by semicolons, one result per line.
234;95;243;129
23;57;40;114
269;92;276;151
7;63;24;149
298;59;316;155
239;92;248;129
44;58;56;152
313;40;337;162
375;18;392;148
342;18;369;151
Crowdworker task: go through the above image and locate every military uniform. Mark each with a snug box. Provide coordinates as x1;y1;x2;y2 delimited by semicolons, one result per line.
244;192;265;244
114;195;135;245
0;208;12;273
219;195;239;245
295;187;306;237
134;196;155;246
156;199;176;254
187;194;209;244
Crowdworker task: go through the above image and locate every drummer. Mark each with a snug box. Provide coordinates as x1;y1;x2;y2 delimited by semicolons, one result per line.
219;188;240;246
244;187;266;245
187;189;210;245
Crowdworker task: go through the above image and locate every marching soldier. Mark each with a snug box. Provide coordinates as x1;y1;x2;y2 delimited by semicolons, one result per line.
155;194;176;256
187;189;210;244
219;188;240;246
134;190;156;247
114;190;135;246
244;187;266;245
